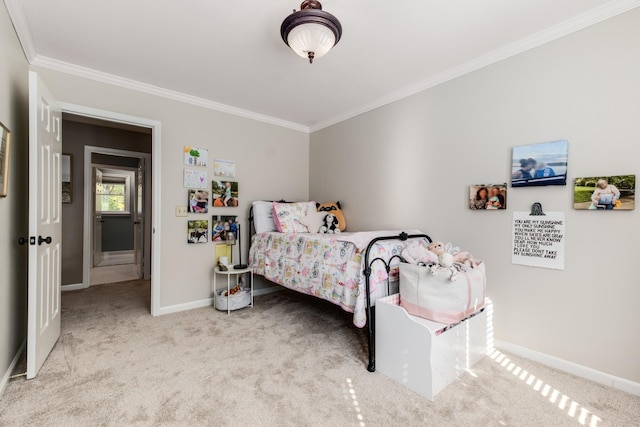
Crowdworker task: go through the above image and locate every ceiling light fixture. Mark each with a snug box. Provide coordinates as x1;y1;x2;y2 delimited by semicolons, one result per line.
280;1;342;64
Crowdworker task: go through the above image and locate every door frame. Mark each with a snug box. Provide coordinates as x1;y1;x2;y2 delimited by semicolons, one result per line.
60;103;162;316
85;149;151;281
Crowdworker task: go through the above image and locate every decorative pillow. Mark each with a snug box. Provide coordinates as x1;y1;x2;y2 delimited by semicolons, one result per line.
299;206;327;233
273;201;316;233
316;201;346;231
252;201;278;234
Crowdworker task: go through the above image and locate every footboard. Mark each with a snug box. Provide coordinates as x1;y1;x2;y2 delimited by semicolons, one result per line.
363;232;432;372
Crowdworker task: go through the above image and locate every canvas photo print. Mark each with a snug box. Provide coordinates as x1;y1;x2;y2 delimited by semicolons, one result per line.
212;180;239;207
469;184;507;210
187;220;208;243
574;175;635;210
188;190;209;213
511;140;568;187
212;215;239;242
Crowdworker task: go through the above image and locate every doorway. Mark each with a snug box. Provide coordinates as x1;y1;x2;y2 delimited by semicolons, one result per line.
58;104;162;316
90;157;146;285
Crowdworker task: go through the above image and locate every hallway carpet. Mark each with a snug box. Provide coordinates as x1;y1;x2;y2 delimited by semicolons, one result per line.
1;280;638;426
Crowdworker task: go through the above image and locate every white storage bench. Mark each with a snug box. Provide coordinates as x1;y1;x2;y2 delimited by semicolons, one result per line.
376;294;492;401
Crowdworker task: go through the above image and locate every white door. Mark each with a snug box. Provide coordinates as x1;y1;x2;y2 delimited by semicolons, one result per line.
27;71;62;379
93;167;103;267
134;159;144;278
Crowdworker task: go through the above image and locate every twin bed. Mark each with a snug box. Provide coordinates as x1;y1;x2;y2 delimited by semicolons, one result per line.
247;201;431;371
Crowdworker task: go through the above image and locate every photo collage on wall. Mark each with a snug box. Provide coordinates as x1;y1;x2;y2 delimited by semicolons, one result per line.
469;139;635;212
183;146;240;244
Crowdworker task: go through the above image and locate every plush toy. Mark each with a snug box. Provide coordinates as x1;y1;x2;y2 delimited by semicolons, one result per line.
319;213;341;234
429;252;458;281
401;243;439;265
299;206;327;233
427;241;446;256
316;201;346;231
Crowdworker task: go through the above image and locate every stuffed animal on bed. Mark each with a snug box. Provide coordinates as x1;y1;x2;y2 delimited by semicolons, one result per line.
316;201;346;232
319;213;341;234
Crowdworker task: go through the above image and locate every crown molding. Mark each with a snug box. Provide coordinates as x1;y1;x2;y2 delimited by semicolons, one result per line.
309;0;640;132
30;55;310;133
4;0;36;61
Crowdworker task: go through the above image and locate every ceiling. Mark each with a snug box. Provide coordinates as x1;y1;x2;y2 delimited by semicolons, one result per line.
6;0;639;132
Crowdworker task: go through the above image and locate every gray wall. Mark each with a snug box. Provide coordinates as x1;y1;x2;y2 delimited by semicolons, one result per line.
61;120;151;285
309;9;640;383
35;65;310;308
0;2;29;395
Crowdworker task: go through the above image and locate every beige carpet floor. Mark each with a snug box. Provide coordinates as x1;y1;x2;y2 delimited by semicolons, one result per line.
1;280;638;426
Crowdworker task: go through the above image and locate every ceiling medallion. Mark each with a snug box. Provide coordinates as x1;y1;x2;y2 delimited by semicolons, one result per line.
280;1;342;64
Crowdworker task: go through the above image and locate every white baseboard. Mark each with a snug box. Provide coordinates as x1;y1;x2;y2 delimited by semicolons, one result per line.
494;339;640;397
0;339;26;399
156;286;282;316
62;283;87;292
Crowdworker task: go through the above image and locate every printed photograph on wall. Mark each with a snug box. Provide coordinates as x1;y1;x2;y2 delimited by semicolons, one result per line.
214;159;236;178
511;140;568;187
574;175;635;210
469;183;508;210
184;169;208;189
211;215;239;242
188;189;209;213
187;220;209;243
184;146;208;167
212;180;239;207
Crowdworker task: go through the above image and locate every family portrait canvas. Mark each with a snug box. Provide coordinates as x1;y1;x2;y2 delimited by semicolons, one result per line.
511;140;568;187
184;146;208;167
469;184;507;210
573;175;635;210
187;220;208;243
188;190;209;213
212;180;239;207
211;215;239;242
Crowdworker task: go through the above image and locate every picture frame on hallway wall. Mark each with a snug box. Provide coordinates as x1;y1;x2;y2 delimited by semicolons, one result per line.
573;175;635;210
213;158;236;178
212;180;239;207
0;121;11;197
511;140;568;187
469;183;507;210
62;154;72;203
188;189;209;213
211;215;239;242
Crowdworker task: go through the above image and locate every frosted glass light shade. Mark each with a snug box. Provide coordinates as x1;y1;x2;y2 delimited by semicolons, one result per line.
287;23;336;61
281;1;342;64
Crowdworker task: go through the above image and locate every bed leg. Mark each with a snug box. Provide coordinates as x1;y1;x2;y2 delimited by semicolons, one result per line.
366;306;375;372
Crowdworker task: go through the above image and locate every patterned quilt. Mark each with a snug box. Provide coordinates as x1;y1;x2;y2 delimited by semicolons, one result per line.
249;231;428;327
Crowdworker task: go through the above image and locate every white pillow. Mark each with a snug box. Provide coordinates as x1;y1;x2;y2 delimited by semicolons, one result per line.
273;201;316;233
252;201;277;234
299;207;327;233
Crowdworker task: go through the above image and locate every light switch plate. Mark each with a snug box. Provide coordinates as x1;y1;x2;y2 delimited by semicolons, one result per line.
176;206;188;217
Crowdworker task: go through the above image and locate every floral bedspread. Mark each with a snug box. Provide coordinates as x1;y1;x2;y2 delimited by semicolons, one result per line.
249;231;428;327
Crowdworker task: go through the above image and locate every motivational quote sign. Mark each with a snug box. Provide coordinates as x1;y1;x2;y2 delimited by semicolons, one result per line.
512;212;565;270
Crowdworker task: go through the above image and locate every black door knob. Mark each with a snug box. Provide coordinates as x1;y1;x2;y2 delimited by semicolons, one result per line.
38;236;52;245
18;237;27;245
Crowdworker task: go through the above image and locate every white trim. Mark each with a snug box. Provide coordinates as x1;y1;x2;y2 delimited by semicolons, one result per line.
309;0;640;132
3;0;36;61
494;339;640;397
0;339;25;399
155;286;281;316
60;103;163;317
61;283;86;292
32;56;310;134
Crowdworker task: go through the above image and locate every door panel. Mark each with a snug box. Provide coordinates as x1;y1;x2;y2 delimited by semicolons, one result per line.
27;71;62;379
93;167;103;267
134;159;144;278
